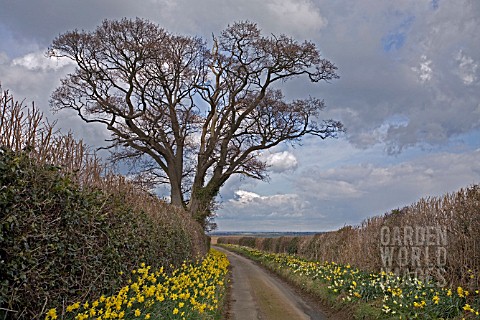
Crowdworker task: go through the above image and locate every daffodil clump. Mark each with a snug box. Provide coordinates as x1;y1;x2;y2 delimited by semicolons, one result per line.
225;245;480;319
45;249;229;320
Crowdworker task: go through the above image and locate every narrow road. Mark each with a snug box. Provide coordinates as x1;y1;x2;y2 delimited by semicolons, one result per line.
215;246;329;320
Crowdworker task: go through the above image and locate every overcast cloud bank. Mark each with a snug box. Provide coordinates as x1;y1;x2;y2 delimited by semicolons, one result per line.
1;0;479;231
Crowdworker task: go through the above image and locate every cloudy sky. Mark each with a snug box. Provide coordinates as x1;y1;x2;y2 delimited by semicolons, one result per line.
1;0;479;231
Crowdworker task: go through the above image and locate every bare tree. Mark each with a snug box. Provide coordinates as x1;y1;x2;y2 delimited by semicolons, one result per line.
49;18;342;229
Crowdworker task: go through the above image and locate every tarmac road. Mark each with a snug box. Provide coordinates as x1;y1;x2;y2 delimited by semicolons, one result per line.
215;246;329;320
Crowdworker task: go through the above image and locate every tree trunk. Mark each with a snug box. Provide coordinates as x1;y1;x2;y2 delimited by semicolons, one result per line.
168;149;185;207
170;182;184;207
188;183;219;226
168;164;185;207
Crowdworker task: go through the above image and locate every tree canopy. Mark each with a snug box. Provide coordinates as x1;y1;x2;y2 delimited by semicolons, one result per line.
49;18;342;229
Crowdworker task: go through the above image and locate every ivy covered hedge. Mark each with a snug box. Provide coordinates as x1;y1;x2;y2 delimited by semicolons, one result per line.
0;148;196;319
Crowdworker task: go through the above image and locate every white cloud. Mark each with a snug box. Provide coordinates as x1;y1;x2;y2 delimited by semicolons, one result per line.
222;190;310;223
264;151;298;172
0;52;109;149
229;190;301;209
12;51;72;71
230;190;261;205
265;0;327;34
412;55;433;83
455;50;479;85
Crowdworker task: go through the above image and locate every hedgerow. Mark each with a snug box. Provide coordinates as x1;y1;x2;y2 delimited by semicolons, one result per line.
0;147;190;319
0;88;207;319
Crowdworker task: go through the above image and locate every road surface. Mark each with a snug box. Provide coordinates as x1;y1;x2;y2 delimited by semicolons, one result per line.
215;246;329;320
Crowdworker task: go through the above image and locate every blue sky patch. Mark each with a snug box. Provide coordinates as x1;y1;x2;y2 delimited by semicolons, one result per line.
382;15;415;52
382;32;406;52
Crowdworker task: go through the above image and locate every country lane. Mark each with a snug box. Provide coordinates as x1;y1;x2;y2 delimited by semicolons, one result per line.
215;246;329;320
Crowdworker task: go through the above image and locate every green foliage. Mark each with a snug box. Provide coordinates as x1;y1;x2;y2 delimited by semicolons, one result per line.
238;237;256;248
0;148;192;319
286;237;299;255
261;237;273;251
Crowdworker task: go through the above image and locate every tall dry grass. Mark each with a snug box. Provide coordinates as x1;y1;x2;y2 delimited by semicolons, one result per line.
0;88;103;186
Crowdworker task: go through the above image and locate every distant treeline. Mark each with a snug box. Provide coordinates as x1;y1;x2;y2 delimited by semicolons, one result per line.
211;231;322;238
218;184;480;291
